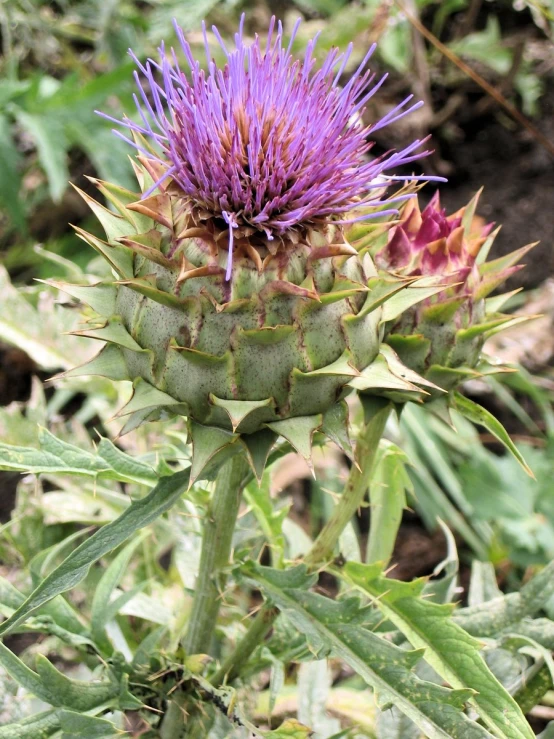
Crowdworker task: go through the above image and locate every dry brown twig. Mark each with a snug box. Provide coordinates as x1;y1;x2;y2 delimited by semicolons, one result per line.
394;0;554;158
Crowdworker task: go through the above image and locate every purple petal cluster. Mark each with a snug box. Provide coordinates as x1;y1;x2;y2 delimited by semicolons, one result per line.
376;192;494;291
101;17;439;276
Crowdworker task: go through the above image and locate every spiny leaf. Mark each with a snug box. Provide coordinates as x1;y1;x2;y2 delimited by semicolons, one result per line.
265;415;322;468
321;400;354;459
189;420;238;484
343;562;534;739
243;563;492;739
0;427;159;485
0;644;119;710
381;275;448;322
0;469;190;635
46;280;117;317
241;428;278;483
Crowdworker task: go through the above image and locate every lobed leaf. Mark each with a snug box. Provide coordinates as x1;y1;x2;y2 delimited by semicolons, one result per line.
243;563;492;739
0;469;190;635
343;562;534;739
0;427;159;485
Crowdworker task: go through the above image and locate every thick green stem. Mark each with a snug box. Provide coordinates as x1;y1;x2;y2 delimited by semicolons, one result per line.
184;452;250;656
211;401;392;686
211;605;279;685
304;400;392;569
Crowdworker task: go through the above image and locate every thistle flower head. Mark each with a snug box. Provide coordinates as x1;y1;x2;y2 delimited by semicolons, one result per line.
100;16;439;277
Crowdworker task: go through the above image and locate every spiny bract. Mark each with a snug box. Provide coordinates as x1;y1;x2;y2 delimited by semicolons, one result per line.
58;18;438;481
369;190;535;395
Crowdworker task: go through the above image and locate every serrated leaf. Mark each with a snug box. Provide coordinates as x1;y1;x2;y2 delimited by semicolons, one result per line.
0;469;190;635
35;656;120;711
0;644;119;709
243;563;492;739
0;574;86;638
343;562;535;739
0;427;159;485
452;392;533;477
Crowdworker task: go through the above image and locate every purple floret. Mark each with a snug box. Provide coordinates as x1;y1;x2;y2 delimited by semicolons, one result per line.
99;16;441;278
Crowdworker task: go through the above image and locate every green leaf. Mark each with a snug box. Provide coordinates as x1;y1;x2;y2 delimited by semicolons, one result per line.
59;710;121;738
0;114;25;231
381;276;448;322
0;642;57;704
0;709;61;738
297;660;341;737
265;415;322;467
0;644;119;710
448;16;512;75
367;440;412;565
452;392;533;477
0;574;87;640
455;559;554;637
243;563;492;739
189;420;238;484
263;719;314;738
15;110;68;202
244;469;288;569
0;265;85;371
468;562;503;607
90;533;148;654
0;469;190;635
343;562;535;739
34;656;120;711
0;427;159;485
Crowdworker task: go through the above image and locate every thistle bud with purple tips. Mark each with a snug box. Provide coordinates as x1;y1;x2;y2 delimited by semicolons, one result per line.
61;17;439;479
372;190;535;393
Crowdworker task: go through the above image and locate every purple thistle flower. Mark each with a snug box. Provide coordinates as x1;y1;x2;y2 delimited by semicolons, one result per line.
99;16;442;279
